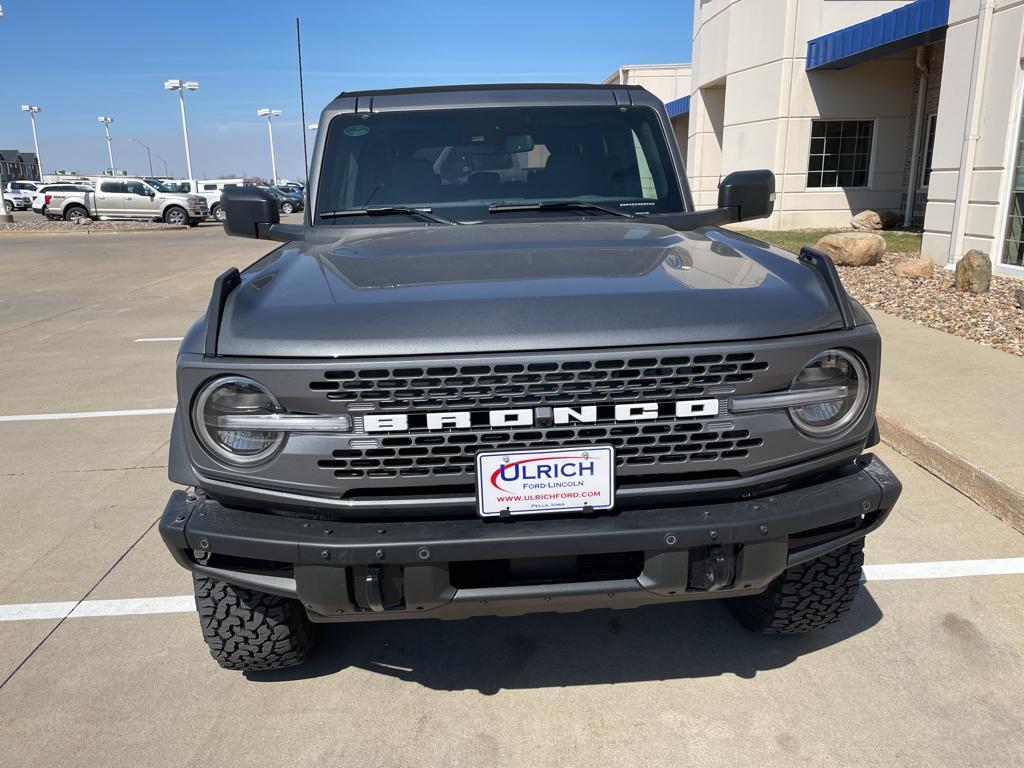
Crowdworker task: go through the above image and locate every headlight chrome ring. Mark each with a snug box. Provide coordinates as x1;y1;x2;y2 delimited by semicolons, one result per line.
788;349;869;438
191;375;285;466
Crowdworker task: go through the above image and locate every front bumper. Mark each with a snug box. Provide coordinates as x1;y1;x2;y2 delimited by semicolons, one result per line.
160;454;900;622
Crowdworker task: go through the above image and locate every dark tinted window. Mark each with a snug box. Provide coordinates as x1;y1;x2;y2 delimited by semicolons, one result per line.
316;106;684;223
203;183;217;191
807;120;873;188
100;181;126;193
125;181;150;195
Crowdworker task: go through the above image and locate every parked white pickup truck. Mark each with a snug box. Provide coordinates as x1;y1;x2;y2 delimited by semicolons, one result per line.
45;177;208;225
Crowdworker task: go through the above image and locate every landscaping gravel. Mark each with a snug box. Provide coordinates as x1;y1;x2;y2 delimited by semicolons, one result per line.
838;253;1024;357
0;219;185;234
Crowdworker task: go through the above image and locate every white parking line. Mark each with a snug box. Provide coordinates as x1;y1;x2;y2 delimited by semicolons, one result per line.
0;407;175;423
133;337;184;343
862;557;1024;581
0;596;193;622
1;557;1023;622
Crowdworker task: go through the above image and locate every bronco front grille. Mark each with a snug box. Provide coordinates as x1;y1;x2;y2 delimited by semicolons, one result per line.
317;422;764;480
308;352;769;411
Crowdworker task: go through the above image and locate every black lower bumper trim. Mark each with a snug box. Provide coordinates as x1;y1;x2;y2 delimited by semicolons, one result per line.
160;454;900;622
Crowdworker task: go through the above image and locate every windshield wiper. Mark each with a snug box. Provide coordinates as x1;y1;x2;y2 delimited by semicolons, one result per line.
319;206;458;225
487;200;634;218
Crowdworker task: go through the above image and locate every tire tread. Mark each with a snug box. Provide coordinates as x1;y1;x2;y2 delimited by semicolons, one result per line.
193;575;314;671
730;539;864;634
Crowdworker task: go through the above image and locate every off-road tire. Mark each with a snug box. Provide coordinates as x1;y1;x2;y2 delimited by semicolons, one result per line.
193;575;315;672
164;205;188;226
729;538;864;634
64;204;88;222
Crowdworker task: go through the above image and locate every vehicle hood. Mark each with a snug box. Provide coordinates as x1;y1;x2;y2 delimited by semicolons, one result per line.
216;221;845;357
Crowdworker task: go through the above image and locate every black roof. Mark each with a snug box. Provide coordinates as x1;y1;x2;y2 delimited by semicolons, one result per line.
336;82;643;99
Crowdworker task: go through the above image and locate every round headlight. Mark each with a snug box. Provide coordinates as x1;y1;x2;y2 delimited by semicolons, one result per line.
788;349;869;437
192;376;284;465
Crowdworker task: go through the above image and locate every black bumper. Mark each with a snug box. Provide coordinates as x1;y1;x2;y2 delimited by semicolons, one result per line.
160;454;900;622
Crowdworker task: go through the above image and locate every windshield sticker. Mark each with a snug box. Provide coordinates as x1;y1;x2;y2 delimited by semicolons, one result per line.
344;124;370;137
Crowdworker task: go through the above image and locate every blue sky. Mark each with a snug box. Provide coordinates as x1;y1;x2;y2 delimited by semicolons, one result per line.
0;1;693;181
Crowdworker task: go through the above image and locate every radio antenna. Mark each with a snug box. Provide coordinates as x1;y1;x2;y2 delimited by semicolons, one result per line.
296;17;309;182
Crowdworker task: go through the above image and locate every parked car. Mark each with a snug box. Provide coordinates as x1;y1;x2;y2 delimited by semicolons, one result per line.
3;188;33;212
44;177;208;225
257;184;304;214
5;180;46;195
31;183;92;218
277;181;304;196
195;179;245;222
160;83;902;673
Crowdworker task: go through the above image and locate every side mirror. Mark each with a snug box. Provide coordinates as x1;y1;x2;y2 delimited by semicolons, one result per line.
221;185;280;239
718;169;775;222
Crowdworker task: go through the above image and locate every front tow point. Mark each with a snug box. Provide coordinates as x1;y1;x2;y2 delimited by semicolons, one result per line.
365;566;385;612
690;548;735;591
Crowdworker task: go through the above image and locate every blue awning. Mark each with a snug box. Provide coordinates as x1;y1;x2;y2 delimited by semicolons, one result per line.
666;95;690;119
807;0;949;71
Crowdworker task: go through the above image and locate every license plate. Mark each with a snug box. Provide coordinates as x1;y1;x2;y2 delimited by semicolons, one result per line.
475;446;615;518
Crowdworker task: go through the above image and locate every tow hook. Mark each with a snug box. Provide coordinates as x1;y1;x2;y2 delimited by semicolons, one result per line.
364;566;385;612
690;547;735;591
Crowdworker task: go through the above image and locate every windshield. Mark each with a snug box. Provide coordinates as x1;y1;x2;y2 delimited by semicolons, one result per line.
315;105;684;224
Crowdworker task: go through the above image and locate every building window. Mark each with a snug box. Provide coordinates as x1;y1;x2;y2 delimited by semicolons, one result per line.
921;114;937;188
807;120;873;188
1003;133;1024;268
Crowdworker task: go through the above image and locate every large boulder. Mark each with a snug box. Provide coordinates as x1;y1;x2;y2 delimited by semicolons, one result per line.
851;209;899;231
894;258;934;280
813;232;886;266
954;250;992;294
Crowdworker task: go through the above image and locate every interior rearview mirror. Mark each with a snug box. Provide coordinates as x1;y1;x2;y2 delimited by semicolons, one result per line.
718;169;775;223
221;186;280;239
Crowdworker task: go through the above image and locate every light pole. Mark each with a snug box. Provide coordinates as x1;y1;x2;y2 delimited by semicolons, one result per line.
164;79;198;181
97;116;115;175
20;106;43;180
258;108;282;185
154;155;169;177
129;138;153;176
0;5;11;222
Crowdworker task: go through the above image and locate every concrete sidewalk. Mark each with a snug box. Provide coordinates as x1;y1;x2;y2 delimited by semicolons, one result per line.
872;310;1024;532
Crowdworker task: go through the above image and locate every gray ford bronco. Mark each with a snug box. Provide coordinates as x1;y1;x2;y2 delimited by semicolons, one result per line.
159;83;902;672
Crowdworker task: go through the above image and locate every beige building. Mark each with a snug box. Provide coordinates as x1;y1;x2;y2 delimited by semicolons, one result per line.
603;64;692;159
622;0;1024;276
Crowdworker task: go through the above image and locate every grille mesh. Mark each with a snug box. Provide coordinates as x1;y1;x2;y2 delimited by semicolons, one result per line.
317;423;764;480
310;351;771;484
309;353;769;411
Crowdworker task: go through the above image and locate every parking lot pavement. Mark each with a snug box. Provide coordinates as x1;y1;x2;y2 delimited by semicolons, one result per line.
1;227;1023;767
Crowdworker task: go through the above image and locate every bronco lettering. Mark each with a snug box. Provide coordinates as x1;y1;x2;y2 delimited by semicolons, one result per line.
361;399;721;433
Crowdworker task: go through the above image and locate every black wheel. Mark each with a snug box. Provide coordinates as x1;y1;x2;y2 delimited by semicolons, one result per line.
212;204;226;222
729;539;864;634
64;205;88;222
281;201;294;214
164;205;188;225
193;575;315;672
